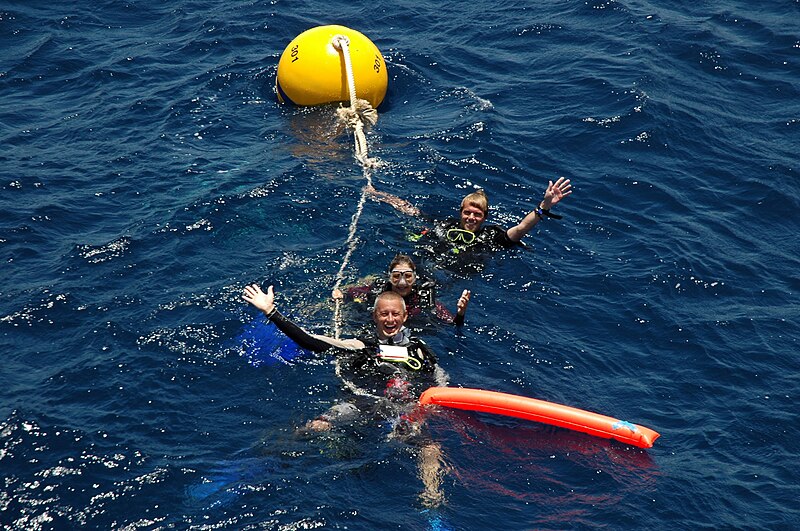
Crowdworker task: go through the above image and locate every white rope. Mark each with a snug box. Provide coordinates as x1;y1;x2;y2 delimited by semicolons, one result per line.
331;166;372;339
332;35;378;167
330;34;379;340
324;35;389;399
336;35;358;106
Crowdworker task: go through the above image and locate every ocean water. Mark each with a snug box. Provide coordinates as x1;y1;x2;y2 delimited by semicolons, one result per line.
2;0;799;529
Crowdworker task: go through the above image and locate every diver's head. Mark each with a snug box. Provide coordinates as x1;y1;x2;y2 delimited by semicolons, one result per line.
373;291;408;339
459;190;488;232
387;254;416;297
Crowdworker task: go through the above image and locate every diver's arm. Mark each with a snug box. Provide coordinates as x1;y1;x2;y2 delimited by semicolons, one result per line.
243;284;364;353
365;184;422;217
435;290;470;326
267;310;353;352
270;312;364;352
506;208;543;243
433;300;456;324
454;289;470;327
506;177;572;242
308;334;365;350
332;281;376;304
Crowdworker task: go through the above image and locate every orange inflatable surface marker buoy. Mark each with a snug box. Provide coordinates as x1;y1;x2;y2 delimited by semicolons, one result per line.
419;387;660;449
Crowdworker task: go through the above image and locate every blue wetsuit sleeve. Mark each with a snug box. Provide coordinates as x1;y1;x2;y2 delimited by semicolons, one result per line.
268;309;332;353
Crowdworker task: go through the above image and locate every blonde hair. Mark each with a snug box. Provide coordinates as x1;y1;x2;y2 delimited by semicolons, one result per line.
460;189;489;216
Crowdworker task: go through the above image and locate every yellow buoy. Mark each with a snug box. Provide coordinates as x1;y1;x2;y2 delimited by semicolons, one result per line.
276;25;388;108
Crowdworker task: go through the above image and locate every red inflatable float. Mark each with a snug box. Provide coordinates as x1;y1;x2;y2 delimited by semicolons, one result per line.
419;387;660;449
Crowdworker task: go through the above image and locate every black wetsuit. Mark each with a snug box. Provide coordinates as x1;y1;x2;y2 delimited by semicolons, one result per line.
429;218;517;252
415;218;521;272
266;308;439;399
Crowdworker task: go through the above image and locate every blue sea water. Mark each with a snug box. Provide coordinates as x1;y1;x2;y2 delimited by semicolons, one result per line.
1;0;799;529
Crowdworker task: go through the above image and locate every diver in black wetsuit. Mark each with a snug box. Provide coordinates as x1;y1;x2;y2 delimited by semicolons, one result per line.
365;178;573;271
242;283;448;431
242;283;449;507
333;253;471;330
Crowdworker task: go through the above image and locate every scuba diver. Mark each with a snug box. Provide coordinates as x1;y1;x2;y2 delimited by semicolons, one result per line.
242;283;449;507
242;283;448;430
333;253;471;329
365;178;573;271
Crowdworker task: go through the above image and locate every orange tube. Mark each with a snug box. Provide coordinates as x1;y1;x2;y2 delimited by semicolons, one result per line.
419;387;660;449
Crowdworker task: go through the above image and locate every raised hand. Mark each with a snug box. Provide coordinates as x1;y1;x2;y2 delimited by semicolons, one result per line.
456;289;471;316
542;177;572;209
242;284;275;315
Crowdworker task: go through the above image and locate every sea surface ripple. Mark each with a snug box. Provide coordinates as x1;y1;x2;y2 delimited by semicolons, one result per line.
1;1;798;529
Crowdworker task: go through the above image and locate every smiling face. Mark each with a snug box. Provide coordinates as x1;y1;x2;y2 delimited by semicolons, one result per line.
387;254;417;297
388;258;416;297
459;191;489;233
372;292;408;339
459;205;486;232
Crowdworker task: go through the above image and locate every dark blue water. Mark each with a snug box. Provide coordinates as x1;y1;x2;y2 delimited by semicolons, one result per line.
2;1;799;529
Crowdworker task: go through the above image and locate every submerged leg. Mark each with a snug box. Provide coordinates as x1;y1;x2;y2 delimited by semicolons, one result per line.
302;402;361;432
